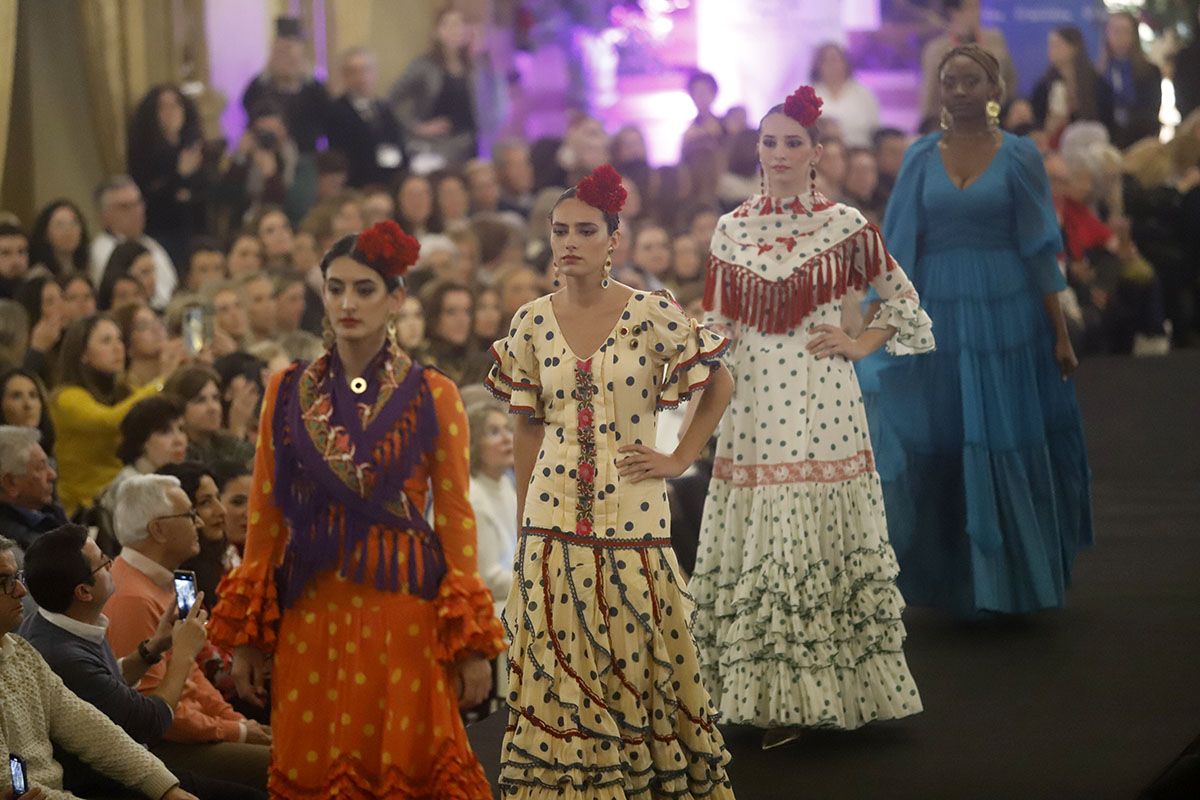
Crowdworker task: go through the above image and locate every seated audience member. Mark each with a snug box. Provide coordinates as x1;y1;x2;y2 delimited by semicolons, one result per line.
19;525;265;799
616;222;671;293
815;136;848;199
717;129;760;210
0;535;193;800
493;137;536;217
360;184;396;226
0;220;29;299
464;158;503;215
226;233;264;280
843;147;883;224
99;394;187;518
492;263;540;321
161;463;228;613
113;302;174;389
213;460;252;568
396;172;440;238
248;204;296;271
49;315;172;515
872;127;908;208
473;285;503;348
105;475;271;791
165;365;255;466
89;175;177;309
0;302;30;371
434;170;471;229
11;278;65;395
98;239;159;311
419;280;492;386
27;199;90;281
0;427;64;552
239;272;278;344
466;401;517;613
395;294;430;361
272;271;308;335
218;102;298;227
314;150;350;202
207;280;251;347
670;233;706;295
212;352;266;445
183;237;227;294
0;370;56;461
59;273;98;325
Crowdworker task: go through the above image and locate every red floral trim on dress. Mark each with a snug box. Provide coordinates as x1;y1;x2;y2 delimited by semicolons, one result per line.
712;450;876;487
433;569;506;663
573;358;598;537
657;335;729;410
484;344;545;424
268;739;492;800
208;568;282;654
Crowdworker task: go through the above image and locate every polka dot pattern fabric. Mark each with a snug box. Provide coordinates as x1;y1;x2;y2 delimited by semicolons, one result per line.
488;291;736;799
691;198;930;730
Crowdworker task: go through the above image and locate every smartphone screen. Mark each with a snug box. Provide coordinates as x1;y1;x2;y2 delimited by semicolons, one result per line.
9;753;27;797
173;570;197;617
183;306;205;356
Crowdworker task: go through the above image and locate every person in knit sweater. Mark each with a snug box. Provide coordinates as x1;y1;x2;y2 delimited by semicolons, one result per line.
0;534;194;800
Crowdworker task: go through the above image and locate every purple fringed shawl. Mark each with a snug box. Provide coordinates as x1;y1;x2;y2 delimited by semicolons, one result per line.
271;344;442;609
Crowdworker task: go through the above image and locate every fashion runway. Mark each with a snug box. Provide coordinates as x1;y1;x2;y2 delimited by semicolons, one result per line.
467;351;1200;799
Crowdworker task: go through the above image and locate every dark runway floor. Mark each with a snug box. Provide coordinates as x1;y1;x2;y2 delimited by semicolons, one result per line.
467;352;1200;799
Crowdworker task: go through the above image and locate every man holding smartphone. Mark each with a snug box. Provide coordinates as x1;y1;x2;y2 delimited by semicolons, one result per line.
20;525;266;799
0;534;196;800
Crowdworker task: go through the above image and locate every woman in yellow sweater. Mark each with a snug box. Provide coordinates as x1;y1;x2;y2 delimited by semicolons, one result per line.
49;314;177;514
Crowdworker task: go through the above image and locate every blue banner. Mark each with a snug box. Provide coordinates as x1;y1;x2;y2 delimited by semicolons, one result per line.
985;0;1107;99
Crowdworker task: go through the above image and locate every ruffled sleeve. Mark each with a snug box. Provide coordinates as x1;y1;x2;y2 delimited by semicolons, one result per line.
646;290;728;409
855;225;936;356
485;301;546;424
425;371;506;663
1007;134;1068;294
208;368;291;654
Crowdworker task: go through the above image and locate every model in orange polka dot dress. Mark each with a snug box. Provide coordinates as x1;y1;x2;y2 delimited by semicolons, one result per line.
209;221;504;799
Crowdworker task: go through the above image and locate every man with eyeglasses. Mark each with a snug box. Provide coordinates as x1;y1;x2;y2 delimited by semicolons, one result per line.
0;534;198;799
103;474;270;794
19;524;266;798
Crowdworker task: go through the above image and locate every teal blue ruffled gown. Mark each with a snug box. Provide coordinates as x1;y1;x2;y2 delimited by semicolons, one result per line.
856;132;1093;616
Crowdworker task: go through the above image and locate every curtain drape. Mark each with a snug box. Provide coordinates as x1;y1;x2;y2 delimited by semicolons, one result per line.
0;0;19;187
79;0;153;175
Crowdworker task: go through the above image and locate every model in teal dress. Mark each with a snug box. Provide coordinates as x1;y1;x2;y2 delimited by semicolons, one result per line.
858;45;1094;617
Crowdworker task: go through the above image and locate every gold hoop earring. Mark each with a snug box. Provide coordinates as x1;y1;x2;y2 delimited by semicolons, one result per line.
986;100;1001;129
601;254;612;289
386;316;399;347
940;107;953;131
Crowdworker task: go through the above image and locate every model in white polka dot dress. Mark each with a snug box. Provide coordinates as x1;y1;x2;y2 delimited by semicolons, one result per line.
690;93;933;740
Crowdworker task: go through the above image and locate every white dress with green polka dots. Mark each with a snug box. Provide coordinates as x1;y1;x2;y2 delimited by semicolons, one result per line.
691;194;933;729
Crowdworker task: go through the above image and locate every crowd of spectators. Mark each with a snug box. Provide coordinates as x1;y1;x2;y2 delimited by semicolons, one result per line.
0;2;1198;796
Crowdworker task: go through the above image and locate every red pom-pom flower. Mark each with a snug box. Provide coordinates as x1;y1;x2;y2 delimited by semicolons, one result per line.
575;164;628;215
355;220;420;278
783;85;824;128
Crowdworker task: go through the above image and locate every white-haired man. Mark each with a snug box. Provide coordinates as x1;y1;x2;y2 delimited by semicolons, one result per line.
104;474;270;793
0;426;67;553
0;534;196;800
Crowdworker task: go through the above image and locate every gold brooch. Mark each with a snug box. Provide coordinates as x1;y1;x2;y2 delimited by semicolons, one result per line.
350;377;368;394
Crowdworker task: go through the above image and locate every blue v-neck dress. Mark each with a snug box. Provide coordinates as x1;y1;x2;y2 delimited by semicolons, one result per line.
857;132;1093;616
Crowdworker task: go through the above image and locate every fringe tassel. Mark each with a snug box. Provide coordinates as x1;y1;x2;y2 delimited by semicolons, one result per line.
703;225;893;334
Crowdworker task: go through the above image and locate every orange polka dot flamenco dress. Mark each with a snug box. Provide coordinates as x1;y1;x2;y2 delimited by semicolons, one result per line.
209;341;505;799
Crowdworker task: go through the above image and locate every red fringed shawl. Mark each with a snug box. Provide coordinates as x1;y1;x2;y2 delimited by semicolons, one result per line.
703;195;897;334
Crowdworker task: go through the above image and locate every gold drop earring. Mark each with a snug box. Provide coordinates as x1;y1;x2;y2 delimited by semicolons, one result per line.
552;260;560;287
986;99;1001;130
601;249;613;289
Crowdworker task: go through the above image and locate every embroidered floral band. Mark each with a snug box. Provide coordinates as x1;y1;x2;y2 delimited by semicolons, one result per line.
713;450;876;487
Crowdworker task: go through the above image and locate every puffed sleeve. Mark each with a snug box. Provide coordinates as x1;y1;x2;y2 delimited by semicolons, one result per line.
485;301;546;423
853;224;936;356
646;291;728;409
1007;135;1068;294
425;372;506;663
208;367;291;654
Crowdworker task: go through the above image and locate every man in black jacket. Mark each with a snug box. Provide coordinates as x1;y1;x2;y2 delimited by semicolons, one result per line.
1176;9;1200;121
327;47;407;188
0;426;66;553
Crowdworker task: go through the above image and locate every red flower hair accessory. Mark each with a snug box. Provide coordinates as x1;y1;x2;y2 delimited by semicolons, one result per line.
355;220;420;278
783;85;824;127
574;164;628;215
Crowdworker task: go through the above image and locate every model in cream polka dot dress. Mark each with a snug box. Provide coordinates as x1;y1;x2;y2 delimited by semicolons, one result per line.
488;290;735;798
691;193;933;731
